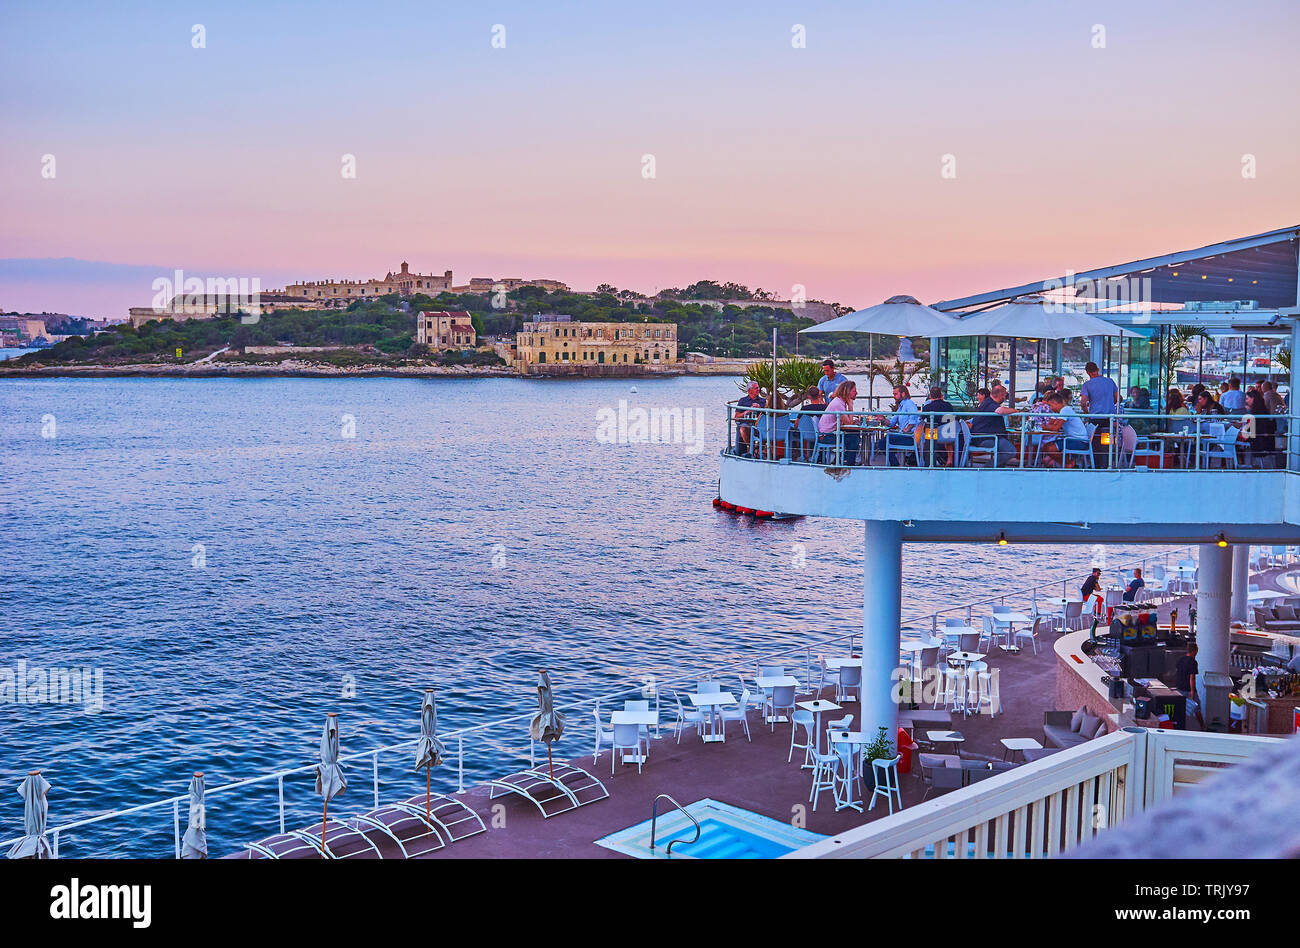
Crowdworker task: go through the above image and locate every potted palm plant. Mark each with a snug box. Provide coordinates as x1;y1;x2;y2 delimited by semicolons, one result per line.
861;725;895;790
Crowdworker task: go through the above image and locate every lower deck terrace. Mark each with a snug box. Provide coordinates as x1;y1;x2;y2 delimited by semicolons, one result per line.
218;558;1296;860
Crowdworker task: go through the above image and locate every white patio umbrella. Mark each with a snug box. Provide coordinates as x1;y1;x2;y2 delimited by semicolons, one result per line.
414;689;446;821
950;295;1126;341
181;771;207;859
7;771;52;859
315;713;346;849
528;670;566;779
799;294;967;338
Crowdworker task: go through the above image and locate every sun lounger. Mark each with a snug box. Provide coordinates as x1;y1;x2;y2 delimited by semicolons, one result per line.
488;762;609;818
245;819;382;859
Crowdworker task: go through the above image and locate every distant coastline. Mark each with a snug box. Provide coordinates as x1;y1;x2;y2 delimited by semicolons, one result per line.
0;361;756;380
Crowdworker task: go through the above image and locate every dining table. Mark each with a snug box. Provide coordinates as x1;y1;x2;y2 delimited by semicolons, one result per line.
688;691;736;743
990;612;1030;652
610;709;659;763
828;730;867;812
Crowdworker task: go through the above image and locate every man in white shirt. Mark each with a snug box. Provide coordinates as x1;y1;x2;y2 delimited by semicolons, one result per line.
1219;377;1246;413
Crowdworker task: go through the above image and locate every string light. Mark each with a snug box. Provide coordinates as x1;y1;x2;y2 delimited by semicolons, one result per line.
1216;533;1228;548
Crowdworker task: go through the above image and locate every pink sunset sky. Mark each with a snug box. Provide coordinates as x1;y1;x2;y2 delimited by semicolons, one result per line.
1;0;1297;319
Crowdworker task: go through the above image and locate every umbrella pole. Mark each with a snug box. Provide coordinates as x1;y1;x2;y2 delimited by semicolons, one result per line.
321;801;327;850
547;743;554;780
426;768;431;821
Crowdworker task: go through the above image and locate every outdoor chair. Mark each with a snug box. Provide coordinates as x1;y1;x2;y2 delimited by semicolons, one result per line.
921;762;964;800
769;684;797;730
957;631;980;653
671;694;706;744
981;614;1004;652
1202;424;1240;469
719;690;753;742
835;664;862;703
610;723;647;774
1060;424;1096;468
591;709;616;763
1063;599;1083;631
973;669;1001;718
868;755;903;815
789;709;817;767
1128;436;1163;468
808;745;846;811
884;431;921;467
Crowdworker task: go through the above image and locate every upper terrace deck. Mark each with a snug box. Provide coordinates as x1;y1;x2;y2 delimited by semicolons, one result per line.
719;403;1300;542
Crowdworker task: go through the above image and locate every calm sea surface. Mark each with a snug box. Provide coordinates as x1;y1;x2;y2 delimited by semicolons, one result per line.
0;376;1162;856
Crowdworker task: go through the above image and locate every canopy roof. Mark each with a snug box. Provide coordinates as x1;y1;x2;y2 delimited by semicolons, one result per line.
951;295;1125;340
934;225;1300;313
800;294;964;337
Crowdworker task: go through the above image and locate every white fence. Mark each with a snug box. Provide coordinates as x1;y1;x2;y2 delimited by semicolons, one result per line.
792;727;1284;859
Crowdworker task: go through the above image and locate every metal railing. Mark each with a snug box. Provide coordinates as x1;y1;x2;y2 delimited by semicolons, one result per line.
1;543;1227;859
649;793;700;855
790;727;1285;859
726;402;1299;472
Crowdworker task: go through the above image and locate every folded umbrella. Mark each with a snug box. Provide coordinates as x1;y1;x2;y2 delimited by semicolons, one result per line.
528;670;566;778
7;771;52;859
181;772;207;859
315;713;346;849
414;689;446;821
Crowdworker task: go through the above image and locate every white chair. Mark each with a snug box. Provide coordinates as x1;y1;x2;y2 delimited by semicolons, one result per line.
1016;617;1047;655
836;664;862;703
738;676;767;717
671;694;705;744
940;666;968;715
827;712;854;735
720;690;753;742
982;614;1005;652
807;657;833;695
974;669;1001;718
696;680;721;694
808;746;844;811
789;709;816;767
624;699;653;749
610;723;646;774
1063;599;1083;631
769;684;797;730
868;755;903;815
591;709;615;763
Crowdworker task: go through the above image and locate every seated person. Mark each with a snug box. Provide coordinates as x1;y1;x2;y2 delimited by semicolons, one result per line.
968;385;1017;466
818;380;861;463
921;385;961;466
736;381;765;454
787;385;826;460
1123;568;1145;602
880;385;921;466
1037;390;1090;467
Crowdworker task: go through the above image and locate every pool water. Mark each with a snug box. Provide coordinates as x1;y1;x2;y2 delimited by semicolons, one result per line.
594;799;826;858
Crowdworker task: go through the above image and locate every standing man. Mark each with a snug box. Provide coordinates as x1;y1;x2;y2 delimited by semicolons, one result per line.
1079;361;1119;468
1174;643;1205;728
817;359;849;401
1260;379;1286;415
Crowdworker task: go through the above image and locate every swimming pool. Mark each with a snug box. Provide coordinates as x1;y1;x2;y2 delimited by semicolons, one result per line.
594;799;826;858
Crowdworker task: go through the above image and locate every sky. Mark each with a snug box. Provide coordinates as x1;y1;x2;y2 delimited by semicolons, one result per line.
1;0;1297;318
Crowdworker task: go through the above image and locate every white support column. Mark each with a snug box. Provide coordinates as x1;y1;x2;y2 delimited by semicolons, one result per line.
1195;544;1233;687
862;520;903;745
1230;544;1250;624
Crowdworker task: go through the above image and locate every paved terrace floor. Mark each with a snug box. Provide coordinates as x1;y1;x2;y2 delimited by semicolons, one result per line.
230;576;1249;859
